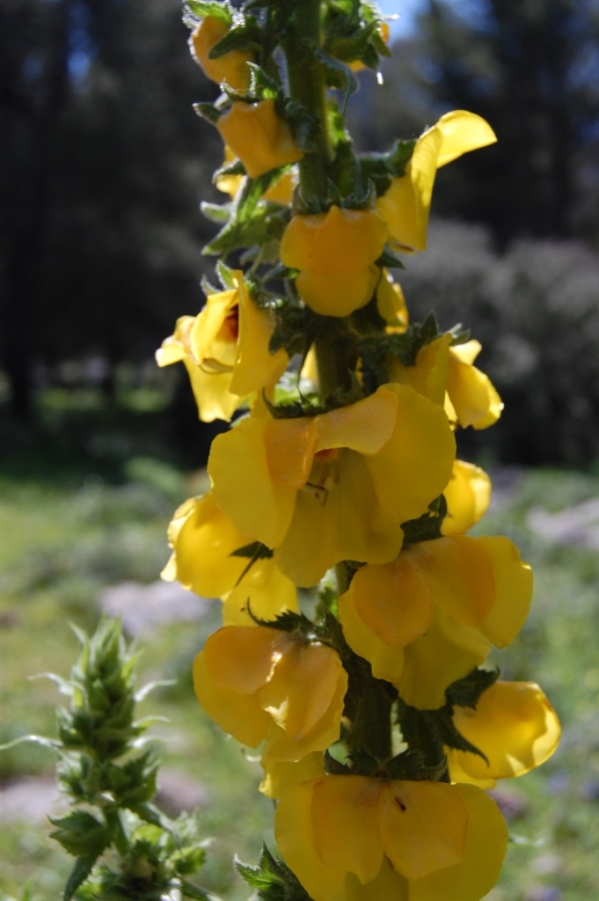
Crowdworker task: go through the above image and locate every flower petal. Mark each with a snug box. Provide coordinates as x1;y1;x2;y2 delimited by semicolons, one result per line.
476;536;533;647
166;493;249;597
408;784;507;901
203;626;291;694
335;859;409;901
264;417;320;488
380;781;468;880
400;611;491;709
260;752;325;800
315;389;398;456
450;681;561;781
232;276;288;396
275;449;403;587
190;290;237;366
275;780;346;901
446;352;503;429
264;668;347;762
442;460;491;536
217;100;303;178
349;557;434;648
184;359;239;422
260;643;346;741
280;206;387;275
405;537;495;627
434;111;497;169
296;268;379;317
389;336;452;407
339;585;406;682
209;415;298;548
366;384;456;525
312;776;385;885
192;651;270;747
221;558;298;626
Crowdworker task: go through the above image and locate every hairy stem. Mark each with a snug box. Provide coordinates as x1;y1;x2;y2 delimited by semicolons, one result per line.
284;0;331;200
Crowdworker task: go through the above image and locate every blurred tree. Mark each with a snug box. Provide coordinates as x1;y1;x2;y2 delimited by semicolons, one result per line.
0;0;221;417
356;0;599;245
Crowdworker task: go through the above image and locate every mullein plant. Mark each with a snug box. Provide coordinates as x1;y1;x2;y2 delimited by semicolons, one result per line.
157;2;561;899
2;619;213;901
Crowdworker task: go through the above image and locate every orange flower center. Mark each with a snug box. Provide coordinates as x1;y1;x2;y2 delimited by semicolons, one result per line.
218;305;239;344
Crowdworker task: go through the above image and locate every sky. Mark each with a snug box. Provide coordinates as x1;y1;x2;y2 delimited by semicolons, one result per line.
379;1;484;38
377;0;424;38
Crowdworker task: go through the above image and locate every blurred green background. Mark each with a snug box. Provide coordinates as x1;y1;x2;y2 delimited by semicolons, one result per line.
2;1;599;900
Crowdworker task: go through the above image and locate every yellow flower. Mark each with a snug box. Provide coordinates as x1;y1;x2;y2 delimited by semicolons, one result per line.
260;752;325;799
376;111;497;253
216;146;297;202
442;459;491;536
447;681;561;789
389;335;503;430
339;534;533;708
156;271;288;422
208;383;456;586
190;16;253;90
161;492;297;625
193;626;347;761
217;99;303;179
376;270;409;331
215;146;244;198
275;776;508;901
280;205;388;317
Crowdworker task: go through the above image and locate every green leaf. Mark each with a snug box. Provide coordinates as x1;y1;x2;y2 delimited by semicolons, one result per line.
445;667;500;710
236;846;313;901
63;856;97;901
385;747;448;782
248;62;281;100
386;139;417;177
216;259;236;288
185;1;232;24
284;99;321;154
193;102;222;125
402;495;447;544
128;801;169;828
312;47;358;114
173;844;208;875
325;21;378;64
268;304;310;358
392;706;449;780
229;541;274;560
209;19;262;58
180;880;215;901
200;202;231;223
247;607;314;637
323;749;353;775
360;140;415;194
235;856;283;892
434;707;489;763
134;680;177;703
0;733;61;752
376;247;406;270
50;811;111;858
204;168;288;255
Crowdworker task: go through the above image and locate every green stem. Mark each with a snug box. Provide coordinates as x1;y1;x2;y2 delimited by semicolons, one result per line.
352;672;393;764
284;0;331;200
314;334;342;399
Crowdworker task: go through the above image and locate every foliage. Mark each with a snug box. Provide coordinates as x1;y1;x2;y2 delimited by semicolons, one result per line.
1;618;213;901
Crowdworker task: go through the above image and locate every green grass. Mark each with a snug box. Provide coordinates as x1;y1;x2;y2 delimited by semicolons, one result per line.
1;459;599;900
